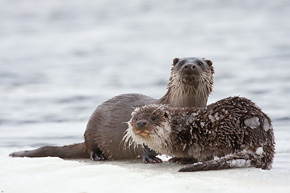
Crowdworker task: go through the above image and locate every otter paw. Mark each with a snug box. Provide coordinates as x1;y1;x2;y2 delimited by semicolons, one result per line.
169;157;198;165
90;151;107;161
142;145;162;163
143;156;163;164
168;157;180;163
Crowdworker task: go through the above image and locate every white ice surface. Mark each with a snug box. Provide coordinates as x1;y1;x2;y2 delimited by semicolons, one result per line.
1;148;290;193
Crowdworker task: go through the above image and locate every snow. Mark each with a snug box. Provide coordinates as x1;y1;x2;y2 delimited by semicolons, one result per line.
208;114;215;122
1;0;290;192
227;159;251;168
256;147;264;155
214;112;220;120
1;148;290;193
244;116;260;129
264;118;272;131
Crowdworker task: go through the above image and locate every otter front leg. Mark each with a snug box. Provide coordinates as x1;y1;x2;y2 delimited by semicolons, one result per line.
142;145;162;163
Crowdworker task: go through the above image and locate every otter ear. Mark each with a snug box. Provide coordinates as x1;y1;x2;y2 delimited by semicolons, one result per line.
205;59;213;66
173;58;179;66
205;59;214;74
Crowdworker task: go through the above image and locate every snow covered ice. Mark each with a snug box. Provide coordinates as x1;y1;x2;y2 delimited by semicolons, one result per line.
244;116;260;129
1;0;290;192
1;148;290;193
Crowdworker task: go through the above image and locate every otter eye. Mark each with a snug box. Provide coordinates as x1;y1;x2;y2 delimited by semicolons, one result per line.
135;117;138;121
197;61;203;66
179;60;185;66
164;113;168;118
151;116;157;121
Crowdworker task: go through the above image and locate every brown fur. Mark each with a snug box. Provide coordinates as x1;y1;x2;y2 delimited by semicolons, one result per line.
125;96;275;171
10;143;87;158
10;57;214;162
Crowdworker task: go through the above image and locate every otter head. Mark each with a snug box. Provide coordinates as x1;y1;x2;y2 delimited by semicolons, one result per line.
123;105;173;154
171;57;214;87
164;57;214;107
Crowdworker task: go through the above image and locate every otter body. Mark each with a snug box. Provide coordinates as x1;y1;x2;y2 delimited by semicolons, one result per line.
85;93;157;160
126;96;275;171
10;57;214;162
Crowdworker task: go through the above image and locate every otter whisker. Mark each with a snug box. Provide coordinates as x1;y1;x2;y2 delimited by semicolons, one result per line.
122;130;136;149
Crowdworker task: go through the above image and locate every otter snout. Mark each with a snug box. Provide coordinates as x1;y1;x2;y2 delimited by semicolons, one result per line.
182;64;199;75
134;120;150;137
137;120;147;127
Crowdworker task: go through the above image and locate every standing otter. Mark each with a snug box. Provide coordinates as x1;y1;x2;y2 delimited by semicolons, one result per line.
10;57;214;163
125;96;275;171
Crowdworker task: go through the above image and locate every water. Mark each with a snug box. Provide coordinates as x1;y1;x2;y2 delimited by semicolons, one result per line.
0;0;290;154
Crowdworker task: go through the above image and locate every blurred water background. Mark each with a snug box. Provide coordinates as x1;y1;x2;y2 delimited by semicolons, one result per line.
0;0;289;154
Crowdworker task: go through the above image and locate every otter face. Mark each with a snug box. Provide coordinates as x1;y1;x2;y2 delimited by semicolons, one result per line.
124;105;173;154
130;106;168;138
172;57;214;85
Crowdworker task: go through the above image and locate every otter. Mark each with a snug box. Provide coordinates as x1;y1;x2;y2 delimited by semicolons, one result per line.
10;57;214;163
124;96;275;171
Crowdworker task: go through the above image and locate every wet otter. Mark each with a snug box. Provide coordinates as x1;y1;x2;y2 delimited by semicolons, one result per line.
125;96;275;171
10;57;214;163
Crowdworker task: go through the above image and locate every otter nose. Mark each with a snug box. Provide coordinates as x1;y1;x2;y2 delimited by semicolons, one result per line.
184;64;196;70
137;120;147;127
182;64;198;75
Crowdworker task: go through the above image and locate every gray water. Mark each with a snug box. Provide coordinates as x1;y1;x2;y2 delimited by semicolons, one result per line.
0;0;290;153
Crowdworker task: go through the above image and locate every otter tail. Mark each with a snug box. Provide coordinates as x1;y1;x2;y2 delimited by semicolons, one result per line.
9;142;89;159
178;148;273;172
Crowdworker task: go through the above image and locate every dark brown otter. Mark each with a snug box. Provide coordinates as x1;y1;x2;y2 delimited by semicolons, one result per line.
125;96;275;171
10;57;214;163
